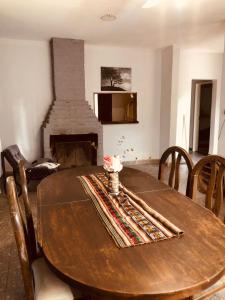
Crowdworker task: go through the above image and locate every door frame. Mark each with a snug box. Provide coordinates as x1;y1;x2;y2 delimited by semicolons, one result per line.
189;79;216;154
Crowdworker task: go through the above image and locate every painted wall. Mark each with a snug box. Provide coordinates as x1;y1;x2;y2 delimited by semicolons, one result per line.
1;38;222;166
160;46;180;155
176;50;223;153
0;38;52;162
0;39;161;165
160;46;172;155
218;38;225;156
85;44;161;161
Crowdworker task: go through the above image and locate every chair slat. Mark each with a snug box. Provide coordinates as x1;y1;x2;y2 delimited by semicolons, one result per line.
201;170;211;178
213;166;225;217
158;146;194;195
205;162;217;211
174;153;182;190
169;152;176;187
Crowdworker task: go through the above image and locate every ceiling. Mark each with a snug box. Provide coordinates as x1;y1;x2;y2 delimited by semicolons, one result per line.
0;0;225;52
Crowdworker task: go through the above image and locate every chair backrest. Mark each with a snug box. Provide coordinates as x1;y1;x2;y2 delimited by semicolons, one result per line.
158;146;194;195
2;145;27;171
6;176;34;300
19;160;38;261
188;155;225;217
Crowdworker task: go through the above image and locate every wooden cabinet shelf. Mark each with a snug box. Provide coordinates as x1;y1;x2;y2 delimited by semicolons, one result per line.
94;92;138;125
102;121;139;125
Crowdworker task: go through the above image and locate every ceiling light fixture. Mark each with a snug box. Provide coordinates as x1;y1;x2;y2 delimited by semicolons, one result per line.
142;0;160;8
100;14;117;21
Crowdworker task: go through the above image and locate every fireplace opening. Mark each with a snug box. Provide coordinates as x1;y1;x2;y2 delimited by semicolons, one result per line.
50;134;98;168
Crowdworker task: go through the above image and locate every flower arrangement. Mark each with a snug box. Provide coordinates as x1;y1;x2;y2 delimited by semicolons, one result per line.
103;155;123;173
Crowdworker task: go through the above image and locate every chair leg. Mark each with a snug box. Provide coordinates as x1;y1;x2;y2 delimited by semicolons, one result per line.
1;152;7;193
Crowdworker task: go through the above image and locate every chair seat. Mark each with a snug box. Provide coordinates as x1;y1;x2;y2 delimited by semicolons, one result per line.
32;257;82;300
193;276;225;300
26;162;59;181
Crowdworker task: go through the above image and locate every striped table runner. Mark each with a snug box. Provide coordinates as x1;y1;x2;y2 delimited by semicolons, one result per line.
78;173;183;248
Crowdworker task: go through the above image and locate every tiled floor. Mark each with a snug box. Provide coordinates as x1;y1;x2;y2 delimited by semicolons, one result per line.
0;163;224;299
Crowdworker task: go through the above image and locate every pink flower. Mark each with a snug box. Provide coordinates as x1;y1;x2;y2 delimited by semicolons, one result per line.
103;155;113;167
103;155;123;172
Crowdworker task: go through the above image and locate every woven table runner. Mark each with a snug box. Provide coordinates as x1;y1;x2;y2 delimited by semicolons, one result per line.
78;173;183;248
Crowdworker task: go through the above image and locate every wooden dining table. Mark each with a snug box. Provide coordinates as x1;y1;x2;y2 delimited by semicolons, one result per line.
37;166;225;300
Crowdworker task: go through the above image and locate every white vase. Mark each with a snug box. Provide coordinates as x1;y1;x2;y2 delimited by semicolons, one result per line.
108;171;119;195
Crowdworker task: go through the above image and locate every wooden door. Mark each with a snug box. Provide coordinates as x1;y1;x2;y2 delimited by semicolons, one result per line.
198;83;212;155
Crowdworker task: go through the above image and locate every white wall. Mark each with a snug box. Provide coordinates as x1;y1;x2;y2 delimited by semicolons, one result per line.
218;38;225;156
160;46;172;155
85;44;161;161
160;46;180;155
176;50;223;153
0;38;223;165
0;39;52;161
0;40;162;164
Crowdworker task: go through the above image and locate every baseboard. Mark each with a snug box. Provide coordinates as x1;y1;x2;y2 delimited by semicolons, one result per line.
123;159;160;166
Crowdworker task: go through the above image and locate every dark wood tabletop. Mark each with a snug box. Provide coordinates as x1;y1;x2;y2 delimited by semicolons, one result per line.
37;166;225;300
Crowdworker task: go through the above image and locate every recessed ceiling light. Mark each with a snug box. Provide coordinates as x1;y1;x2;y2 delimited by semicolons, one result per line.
142;0;160;8
100;14;117;21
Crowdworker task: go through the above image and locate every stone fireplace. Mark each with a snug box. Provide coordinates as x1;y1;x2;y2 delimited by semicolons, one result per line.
42;38;103;167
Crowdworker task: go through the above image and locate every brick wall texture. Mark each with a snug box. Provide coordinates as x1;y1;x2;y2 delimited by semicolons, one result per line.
42;38;103;165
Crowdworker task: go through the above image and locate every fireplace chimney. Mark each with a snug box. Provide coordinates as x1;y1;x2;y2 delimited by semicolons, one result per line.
42;38;103;166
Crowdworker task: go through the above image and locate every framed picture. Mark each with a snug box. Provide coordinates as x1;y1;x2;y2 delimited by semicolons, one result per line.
101;67;132;91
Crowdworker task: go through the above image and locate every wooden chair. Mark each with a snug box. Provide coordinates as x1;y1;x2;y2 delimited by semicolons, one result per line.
6;176;83;300
189;156;225;300
158;146;194;195
193;277;225;300
18;160;38;261
188;155;225;218
1;144;58;193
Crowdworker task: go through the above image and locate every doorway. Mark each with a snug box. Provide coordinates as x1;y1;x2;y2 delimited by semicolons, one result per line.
189;80;213;155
